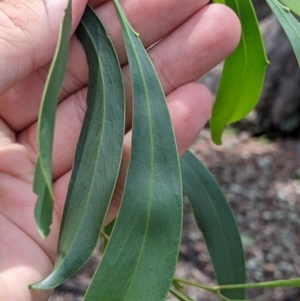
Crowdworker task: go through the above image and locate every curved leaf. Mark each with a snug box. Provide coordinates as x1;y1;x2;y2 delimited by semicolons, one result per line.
180;151;246;300
83;1;182;300
210;0;268;145
266;0;300;66
33;0;72;238
30;5;125;289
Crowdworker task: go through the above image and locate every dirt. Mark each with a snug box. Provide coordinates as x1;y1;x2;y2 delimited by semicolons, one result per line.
49;129;300;301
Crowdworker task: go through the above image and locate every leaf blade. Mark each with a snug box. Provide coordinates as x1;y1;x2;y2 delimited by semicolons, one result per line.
210;0;268;145
33;0;72;238
279;0;300;16
30;5;125;289
83;1;183;300
180;151;246;300
266;0;300;66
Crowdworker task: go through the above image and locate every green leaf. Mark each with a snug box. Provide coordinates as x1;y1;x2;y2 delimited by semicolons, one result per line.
33;0;72;238
212;0;225;4
83;1;182;300
30;5;125;289
210;0;268;145
101;219;115;252
279;0;300;16
33;157;53;238
180;151;246;300
266;0;300;66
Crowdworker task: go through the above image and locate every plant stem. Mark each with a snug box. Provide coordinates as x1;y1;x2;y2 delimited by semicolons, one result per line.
172;280;195;300
216;291;249;301
175;276;300;300
174;277;217;293
169;288;194;301
100;230;110;241
216;277;300;290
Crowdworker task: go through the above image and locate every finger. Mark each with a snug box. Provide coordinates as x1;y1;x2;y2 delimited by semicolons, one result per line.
0;213;54;301
0;0;210;131
52;82;212;228
0;83;211;267
0;0;88;95
122;3;241;129
94;0;210;64
17;4;240;178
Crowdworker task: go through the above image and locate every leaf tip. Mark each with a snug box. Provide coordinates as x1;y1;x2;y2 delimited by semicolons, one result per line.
34;209;52;239
28;273;57;291
37;227;50;239
212;135;222;145
28;280;44;291
28;283;37;291
210;127;223;145
28;282;46;291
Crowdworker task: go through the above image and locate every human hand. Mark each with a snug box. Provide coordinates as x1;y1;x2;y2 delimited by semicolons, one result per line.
0;0;240;300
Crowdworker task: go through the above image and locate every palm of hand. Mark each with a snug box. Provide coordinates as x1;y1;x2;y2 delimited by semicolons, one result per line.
0;119;57;300
0;0;240;300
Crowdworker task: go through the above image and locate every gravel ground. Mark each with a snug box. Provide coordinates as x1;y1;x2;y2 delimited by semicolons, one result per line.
49;129;300;301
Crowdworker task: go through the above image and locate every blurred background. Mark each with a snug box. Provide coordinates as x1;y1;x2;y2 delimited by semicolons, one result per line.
50;2;300;300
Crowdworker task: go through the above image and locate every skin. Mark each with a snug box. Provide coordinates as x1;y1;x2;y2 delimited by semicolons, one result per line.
0;0;241;300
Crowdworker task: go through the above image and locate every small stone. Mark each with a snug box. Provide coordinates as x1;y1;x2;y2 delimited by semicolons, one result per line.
246;258;258;270
262;263;276;272
262;211;272;220
257;156;272;171
188;231;202;242
229;183;242;194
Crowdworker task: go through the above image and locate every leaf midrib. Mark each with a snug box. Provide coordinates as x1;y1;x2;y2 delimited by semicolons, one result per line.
121;17;155;300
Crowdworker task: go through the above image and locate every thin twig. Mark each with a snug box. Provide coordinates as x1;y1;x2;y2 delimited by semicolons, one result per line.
100;230;110;241
169;288;194;301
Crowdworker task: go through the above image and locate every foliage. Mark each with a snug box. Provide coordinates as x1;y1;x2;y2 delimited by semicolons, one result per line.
210;0;268;145
28;0;300;300
33;0;72;238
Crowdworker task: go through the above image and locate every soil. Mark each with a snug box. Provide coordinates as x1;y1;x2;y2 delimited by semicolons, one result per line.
49;129;300;301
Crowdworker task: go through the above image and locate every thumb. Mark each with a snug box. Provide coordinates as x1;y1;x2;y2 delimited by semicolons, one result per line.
0;0;87;94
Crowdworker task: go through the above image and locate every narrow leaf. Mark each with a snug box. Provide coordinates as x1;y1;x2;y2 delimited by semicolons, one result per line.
279;0;300;16
210;0;268;145
30;5;125;289
266;0;300;66
83;1;182;300
180;151;246;300
33;0;72;238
